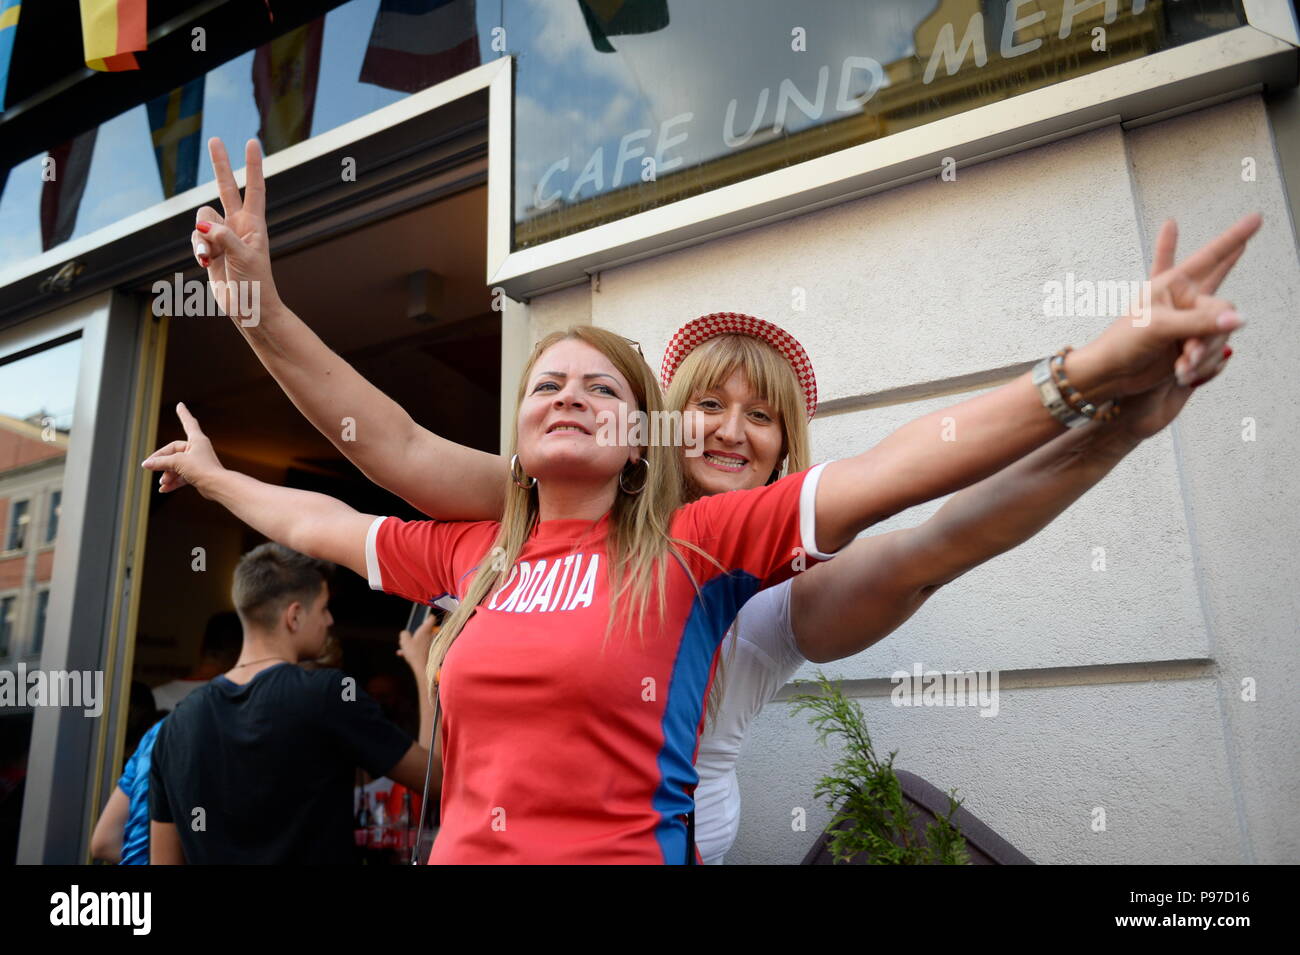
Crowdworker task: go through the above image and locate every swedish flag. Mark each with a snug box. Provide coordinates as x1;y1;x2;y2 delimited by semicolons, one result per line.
0;0;21;111
146;77;205;198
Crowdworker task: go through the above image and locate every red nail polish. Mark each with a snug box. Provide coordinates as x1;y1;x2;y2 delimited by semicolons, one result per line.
1223;346;1233;359
195;220;211;234
199;255;209;267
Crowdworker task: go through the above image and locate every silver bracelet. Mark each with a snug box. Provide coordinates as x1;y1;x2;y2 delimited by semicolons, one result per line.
1032;356;1091;428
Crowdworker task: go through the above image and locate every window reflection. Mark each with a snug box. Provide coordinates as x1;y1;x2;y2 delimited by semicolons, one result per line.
31;589;48;657
0;335;78;664
0;332;78;864
0;0;1248;273
510;0;1246;248
0;0;490;276
0;596;14;658
4;498;26;551
45;489;60;544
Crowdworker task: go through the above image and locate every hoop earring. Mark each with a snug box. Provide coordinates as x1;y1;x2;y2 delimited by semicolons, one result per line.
619;457;649;495
510;454;536;489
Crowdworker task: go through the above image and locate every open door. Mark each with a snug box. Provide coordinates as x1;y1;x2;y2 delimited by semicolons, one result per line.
106;183;499;863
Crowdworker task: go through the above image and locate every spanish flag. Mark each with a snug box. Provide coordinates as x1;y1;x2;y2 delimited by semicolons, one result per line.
252;19;324;154
0;0;20;110
80;0;146;72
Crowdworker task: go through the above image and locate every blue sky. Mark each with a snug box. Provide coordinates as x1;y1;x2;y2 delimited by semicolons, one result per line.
0;336;80;427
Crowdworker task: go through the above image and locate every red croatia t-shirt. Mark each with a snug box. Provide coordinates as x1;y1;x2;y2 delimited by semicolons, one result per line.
365;463;833;864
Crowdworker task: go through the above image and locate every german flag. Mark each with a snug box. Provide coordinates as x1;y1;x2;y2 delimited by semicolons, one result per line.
80;0;146;72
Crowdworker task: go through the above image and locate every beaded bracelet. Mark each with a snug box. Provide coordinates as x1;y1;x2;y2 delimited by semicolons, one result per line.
1050;346;1121;423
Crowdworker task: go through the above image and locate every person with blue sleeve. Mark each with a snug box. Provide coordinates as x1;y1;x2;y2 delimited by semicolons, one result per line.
91;718;165;865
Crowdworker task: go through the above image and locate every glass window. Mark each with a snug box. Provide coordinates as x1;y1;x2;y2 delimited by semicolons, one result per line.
0;0;1252;276
0;331;80;862
0;0;501;278
507;0;1246;249
45;489;60;544
4;499;27;551
0;595;14;657
0;334;78;657
31;589;48;657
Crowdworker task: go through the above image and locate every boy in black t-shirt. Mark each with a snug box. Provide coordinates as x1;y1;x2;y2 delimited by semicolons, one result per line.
148;543;437;864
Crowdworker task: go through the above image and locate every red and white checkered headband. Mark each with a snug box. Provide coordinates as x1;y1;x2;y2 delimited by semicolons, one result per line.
659;312;818;420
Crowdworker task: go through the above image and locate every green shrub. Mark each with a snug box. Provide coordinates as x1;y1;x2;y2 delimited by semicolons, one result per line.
789;672;971;865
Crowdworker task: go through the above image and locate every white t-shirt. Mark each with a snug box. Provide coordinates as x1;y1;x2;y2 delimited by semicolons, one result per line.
693;578;805;864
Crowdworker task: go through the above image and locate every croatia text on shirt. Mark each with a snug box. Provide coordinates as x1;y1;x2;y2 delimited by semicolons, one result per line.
486;553;600;613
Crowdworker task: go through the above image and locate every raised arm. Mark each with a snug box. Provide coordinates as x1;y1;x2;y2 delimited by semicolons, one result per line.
810;213;1260;554
230;297;506;521
171;137;507;520
792;218;1242;661
143;402;376;579
793;411;1143;662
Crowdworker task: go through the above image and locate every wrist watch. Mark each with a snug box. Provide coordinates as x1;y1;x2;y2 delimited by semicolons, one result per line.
1032;357;1091;428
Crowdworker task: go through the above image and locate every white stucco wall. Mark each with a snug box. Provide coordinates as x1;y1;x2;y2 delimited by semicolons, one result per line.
516;93;1300;864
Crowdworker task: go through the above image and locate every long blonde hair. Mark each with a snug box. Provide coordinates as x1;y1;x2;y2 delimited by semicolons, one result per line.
427;326;692;687
662;331;814;725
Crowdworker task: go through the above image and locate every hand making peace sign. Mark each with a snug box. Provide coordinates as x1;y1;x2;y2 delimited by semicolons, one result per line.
1076;212;1259;404
190;137;282;323
1115;217;1254;441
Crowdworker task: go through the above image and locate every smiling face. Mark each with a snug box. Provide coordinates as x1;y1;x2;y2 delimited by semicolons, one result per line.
682;366;785;496
516;338;641;484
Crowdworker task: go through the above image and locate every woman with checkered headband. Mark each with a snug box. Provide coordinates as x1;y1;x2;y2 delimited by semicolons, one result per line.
151;137;1256;862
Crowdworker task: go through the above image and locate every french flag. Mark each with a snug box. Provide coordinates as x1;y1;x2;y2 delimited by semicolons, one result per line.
360;0;480;94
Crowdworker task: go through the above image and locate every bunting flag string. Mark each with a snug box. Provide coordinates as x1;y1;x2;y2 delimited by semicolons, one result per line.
80;0;147;72
146;76;205;197
252;18;323;154
360;0;479;94
577;0;669;53
0;0;20;111
40;128;98;251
